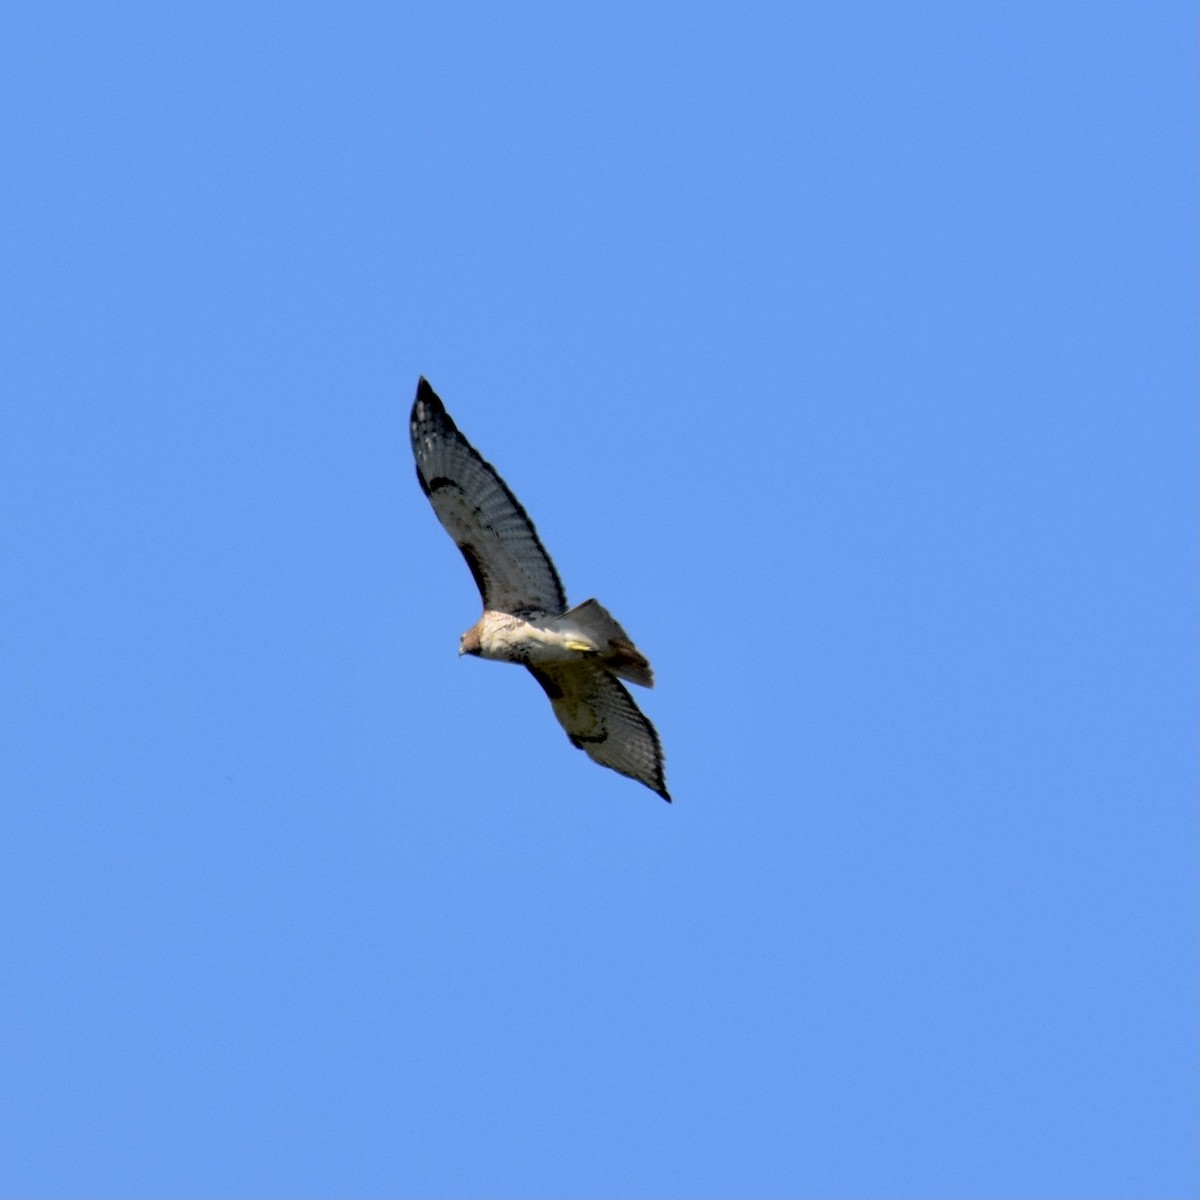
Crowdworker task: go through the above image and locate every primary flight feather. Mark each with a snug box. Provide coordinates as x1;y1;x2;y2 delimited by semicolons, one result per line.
410;377;670;802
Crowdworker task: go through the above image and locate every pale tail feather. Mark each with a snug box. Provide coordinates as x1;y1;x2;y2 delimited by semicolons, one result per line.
552;599;654;688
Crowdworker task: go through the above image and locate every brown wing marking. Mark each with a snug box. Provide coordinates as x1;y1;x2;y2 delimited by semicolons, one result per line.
410;378;567;616
527;662;670;802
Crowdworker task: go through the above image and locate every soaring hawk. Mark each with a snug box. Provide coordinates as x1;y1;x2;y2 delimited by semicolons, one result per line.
410;378;670;802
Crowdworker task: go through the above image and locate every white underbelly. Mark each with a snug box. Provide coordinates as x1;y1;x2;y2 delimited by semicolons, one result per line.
480;615;586;664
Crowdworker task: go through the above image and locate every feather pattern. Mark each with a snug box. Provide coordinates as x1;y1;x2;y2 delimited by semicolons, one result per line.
410;378;567;616
527;663;671;802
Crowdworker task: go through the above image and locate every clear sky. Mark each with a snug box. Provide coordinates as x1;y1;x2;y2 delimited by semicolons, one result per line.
1;2;1195;1197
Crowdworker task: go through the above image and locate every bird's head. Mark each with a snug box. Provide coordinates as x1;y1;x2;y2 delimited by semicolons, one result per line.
459;624;482;657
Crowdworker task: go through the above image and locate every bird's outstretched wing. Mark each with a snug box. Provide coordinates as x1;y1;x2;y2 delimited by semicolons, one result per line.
410;378;567;616
527;662;671;802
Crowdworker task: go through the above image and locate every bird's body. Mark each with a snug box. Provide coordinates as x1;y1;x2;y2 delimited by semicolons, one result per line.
461;610;578;664
410;378;669;802
462;601;653;687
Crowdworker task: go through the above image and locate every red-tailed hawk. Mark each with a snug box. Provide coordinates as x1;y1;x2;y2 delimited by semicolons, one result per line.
410;377;670;802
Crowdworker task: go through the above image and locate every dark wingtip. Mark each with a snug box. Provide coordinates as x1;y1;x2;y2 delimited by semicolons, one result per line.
411;377;456;441
659;788;672;803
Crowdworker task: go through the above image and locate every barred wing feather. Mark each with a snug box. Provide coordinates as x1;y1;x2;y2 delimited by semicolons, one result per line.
527;662;671;802
410;378;567;617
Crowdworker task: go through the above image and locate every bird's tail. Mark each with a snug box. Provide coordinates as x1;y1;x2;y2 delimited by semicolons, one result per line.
553;599;655;687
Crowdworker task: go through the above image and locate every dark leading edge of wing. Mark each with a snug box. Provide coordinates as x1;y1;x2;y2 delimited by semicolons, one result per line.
410;378;568;616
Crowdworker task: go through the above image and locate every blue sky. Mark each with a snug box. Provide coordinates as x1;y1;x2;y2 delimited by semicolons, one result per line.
1;2;1195;1196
